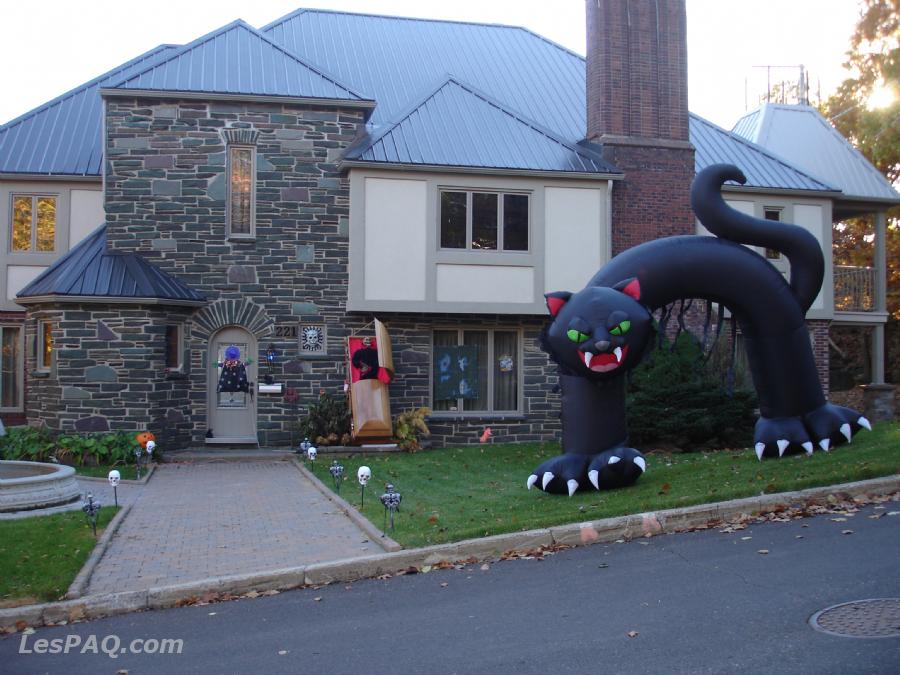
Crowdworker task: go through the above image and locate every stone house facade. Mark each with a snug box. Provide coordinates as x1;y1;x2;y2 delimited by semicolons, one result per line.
1;4;868;448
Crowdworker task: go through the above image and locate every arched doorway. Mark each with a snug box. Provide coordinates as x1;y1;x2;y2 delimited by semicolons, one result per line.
207;325;258;443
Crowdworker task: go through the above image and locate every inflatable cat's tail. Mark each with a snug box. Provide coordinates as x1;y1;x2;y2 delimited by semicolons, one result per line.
691;164;825;314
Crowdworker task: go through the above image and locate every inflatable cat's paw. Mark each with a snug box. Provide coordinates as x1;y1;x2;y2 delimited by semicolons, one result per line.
753;403;870;459
526;447;646;496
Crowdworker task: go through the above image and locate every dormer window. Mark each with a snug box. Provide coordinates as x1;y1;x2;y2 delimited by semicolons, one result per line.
439;189;529;252
11;195;56;252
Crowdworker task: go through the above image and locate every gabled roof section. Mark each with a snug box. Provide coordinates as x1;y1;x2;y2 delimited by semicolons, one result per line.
262;8;586;139
732;104;900;203
0;44;177;176
344;78;618;176
109;20;370;104
17;225;206;305
690;114;836;193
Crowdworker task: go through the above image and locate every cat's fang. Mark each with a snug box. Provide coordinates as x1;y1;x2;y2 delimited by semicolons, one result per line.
614;347;623;363
583;351;594;368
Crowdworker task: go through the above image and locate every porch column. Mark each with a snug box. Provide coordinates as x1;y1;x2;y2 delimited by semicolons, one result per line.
872;210;887;384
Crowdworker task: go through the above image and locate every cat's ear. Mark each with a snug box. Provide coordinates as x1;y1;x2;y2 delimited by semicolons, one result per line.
613;278;641;301
544;291;572;317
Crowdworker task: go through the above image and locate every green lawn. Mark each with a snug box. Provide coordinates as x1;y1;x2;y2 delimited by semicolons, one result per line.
74;463;149;479
0;507;117;606
316;422;899;549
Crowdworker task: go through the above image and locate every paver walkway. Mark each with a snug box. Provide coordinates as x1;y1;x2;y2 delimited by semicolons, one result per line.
86;461;376;595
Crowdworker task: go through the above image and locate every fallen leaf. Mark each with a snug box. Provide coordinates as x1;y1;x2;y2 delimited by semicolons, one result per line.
480;564;490;571
830;517;847;522
868;513;885;520
795;535;804;539
245;591;260;599
741;536;752;540
314;597;322;602
842;530;854;535
757;549;769;555
887;511;900;517
421;565;432;573
278;650;288;656
208;612;217;616
440;582;449;588
658;483;670;495
262;589;280;596
627;631;639;638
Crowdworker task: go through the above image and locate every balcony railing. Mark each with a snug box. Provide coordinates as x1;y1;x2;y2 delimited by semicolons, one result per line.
834;265;875;312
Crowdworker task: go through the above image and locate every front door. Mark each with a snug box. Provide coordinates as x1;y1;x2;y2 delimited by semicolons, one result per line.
207;326;258;443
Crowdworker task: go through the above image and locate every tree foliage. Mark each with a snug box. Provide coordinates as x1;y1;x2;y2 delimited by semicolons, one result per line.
823;0;900;319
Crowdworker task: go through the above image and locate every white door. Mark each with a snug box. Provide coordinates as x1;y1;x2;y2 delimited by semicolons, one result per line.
207;326;258;443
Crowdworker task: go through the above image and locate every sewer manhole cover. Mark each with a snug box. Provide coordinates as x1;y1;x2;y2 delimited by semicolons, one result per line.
810;599;900;638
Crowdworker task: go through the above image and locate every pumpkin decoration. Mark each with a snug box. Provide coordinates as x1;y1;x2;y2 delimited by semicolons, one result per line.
136;431;156;449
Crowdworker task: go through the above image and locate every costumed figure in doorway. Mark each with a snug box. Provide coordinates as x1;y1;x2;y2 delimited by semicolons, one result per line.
529;164;870;497
217;345;250;401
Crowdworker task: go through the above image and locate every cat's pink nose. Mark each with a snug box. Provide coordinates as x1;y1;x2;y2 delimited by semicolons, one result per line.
593;339;610;351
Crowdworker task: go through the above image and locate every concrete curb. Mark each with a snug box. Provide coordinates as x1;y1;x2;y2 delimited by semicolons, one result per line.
290;457;402;553
66;502;134;600
2;473;897;632
78;463;156;485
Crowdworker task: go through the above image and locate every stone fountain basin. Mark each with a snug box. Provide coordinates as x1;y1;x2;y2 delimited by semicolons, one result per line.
0;460;81;512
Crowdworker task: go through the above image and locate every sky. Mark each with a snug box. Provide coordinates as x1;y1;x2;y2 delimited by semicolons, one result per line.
0;0;864;130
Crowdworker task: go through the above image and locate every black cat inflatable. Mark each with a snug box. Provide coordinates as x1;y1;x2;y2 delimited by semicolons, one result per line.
529;163;870;496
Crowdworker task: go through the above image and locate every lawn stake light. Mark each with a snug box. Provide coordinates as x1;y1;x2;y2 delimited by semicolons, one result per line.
329;460;344;493
145;440;156;460
380;484;402;535
82;492;102;537
307;444;317;472
107;470;120;507
133;444;144;480
299;437;311;456
358;465;371;507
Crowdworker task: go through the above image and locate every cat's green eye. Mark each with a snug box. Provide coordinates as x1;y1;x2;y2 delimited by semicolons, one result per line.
566;329;590;343
610;320;631;336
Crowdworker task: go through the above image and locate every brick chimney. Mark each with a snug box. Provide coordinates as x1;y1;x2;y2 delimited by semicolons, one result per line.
586;0;695;254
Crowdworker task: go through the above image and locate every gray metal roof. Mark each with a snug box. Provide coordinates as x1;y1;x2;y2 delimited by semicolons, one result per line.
344;78;618;175
0;45;177;176
110;20;369;104
690;114;836;192
732;104;900;203
17;225;205;304
262;9;586;140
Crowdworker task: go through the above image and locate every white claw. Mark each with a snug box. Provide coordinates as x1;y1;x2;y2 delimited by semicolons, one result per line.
858;416;871;431
588;469;600;489
755;442;766;461
840;423;852;443
777;439;789;456
527;474;538;490
802;442;814;455
608;455;621;465
567;479;578;497
634;456;646;473
819;438;830;452
542;472;555;490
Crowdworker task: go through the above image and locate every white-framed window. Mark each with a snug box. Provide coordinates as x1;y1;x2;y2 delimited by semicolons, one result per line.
439;190;529;252
432;328;521;414
763;207;783;260
165;325;183;371
0;325;23;410
11;194;56;252
226;145;255;238
37;320;52;372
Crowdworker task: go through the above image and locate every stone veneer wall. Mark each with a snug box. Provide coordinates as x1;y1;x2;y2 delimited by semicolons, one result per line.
98;97;564;447
25;303;195;447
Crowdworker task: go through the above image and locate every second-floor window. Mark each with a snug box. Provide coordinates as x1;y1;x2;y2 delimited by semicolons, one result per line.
227;146;255;237
763;208;782;260
11;195;56;252
440;190;529;252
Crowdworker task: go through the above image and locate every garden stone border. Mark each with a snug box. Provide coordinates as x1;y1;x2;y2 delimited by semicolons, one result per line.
1;473;897;632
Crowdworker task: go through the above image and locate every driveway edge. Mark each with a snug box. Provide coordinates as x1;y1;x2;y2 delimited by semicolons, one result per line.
290;457;402;552
66;502;134;599
2;473;897;632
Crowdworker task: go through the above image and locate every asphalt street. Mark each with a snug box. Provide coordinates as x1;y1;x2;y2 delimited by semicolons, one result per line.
3;502;899;674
